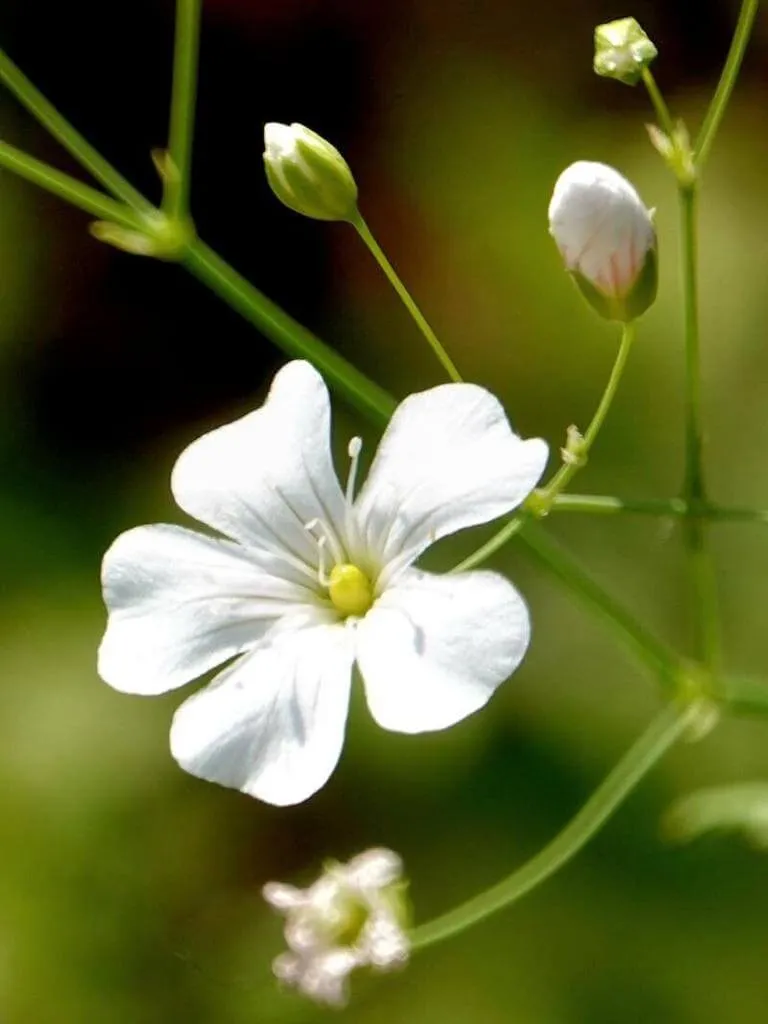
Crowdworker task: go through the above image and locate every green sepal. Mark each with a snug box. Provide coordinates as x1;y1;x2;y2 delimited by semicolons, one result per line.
569;242;658;323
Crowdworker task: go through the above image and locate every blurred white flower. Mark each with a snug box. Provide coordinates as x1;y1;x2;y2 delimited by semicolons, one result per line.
264;847;409;1007
548;160;657;321
98;360;547;805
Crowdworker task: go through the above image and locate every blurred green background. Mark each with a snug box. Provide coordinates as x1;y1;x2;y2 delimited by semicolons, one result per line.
1;0;768;1021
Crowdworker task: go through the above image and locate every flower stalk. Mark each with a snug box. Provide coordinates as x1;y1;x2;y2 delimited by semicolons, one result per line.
0;46;151;212
351;212;463;383
165;0;202;221
411;700;697;950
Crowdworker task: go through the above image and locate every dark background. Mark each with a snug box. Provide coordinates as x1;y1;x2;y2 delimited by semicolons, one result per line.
1;1;768;1021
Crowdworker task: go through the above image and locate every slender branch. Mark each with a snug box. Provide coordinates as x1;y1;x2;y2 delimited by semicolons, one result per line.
0;46;151;212
411;701;695;950
550;494;687;517
456;323;636;573
719;675;768;717
539;322;635;505
552;497;768;523
352;213;462;383
679;183;720;672
695;0;760;169
165;0;202;219
0;139;141;228
182;238;396;426
518;524;681;688
641;67;676;136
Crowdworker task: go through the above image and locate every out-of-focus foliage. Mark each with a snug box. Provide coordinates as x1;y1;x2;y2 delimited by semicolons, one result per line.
1;1;768;1021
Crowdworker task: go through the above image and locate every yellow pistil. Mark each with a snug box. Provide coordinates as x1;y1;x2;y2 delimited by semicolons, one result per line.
328;564;374;617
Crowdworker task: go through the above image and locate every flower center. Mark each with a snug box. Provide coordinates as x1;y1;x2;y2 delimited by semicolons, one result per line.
303;436;376;619
328;563;374;617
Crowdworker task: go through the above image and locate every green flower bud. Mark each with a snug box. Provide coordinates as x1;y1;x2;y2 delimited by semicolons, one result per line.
594;17;658;86
263;122;358;222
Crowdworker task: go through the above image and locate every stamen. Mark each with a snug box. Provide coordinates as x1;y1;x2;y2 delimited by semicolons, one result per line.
345;437;363;506
304;519;332;587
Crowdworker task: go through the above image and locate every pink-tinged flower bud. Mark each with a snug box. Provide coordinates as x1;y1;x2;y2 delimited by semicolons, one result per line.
548;161;658;323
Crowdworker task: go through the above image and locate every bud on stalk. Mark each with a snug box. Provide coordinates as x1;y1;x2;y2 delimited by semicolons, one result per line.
548;161;657;323
263;122;359;222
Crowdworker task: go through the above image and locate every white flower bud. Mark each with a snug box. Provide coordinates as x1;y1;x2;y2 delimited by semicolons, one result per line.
263;848;410;1007
263;122;359;222
548;161;657;323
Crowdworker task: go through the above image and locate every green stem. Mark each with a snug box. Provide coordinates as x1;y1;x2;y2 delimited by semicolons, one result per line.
708;505;768;524
0;139;141;228
0;47;151;212
540;322;635;505
182;238;396;426
680;184;720;672
641;68;676;136
551;494;687;518
165;0;202;219
411;700;695;950
695;0;760;169
550;496;768;523
352;213;462;383
518;524;681;688
456;323;635;573
719;675;768;718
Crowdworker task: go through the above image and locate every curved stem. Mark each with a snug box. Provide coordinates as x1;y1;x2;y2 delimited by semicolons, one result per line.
352;213;463;383
165;0;202;219
0;139;141;228
456;323;635;573
182;238;396;425
411;701;695;950
0;47;151;212
540;321;635;505
695;0;760;169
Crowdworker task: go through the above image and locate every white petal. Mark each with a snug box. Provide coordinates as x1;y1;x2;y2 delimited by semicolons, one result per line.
171;361;348;571
354;383;547;573
170;624;355;806
356;569;530;733
99;524;319;695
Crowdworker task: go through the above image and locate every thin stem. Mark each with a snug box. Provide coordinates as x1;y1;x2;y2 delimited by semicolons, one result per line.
0;139;142;228
680;184;720;672
0;47;151;212
411;701;695;950
165;0;202;219
720;675;768;718
641;68;677;136
453;514;528;572
695;0;760;169
548;495;768;523
182;238;396;426
518;524;681;688
708;505;768;524
541;322;635;505
456;323;636;573
551;494;687;517
352;213;463;383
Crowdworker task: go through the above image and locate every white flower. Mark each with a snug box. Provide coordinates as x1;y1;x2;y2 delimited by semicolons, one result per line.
263;847;409;1007
98;360;547;805
548;161;657;321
